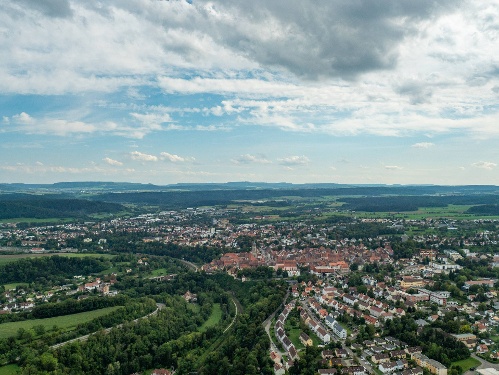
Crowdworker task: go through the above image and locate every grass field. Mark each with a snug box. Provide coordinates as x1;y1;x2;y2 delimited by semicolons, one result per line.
287;327;305;350
199;303;222;332
148;268;169;277
0;364;20;375
0;252;114;266
451;357;481;372
2;283;28;291
0;306;121;339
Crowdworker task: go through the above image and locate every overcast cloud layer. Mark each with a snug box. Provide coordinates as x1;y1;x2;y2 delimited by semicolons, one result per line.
1;0;498;185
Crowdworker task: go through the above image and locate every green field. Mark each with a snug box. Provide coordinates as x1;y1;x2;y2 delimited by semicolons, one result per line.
287;327;305;350
148;268;169;277
199;303;222;332
2;283;28;291
0;252;114;266
451;357;481;372
0;306;121;339
0;364;20;375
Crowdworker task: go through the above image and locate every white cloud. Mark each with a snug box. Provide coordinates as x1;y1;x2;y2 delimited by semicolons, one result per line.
472;161;497;170
130;151;158;162
232;154;271;165
160;152;194;163
412;142;435;149
385;165;403;170
278;155;310;166
103;157;123;166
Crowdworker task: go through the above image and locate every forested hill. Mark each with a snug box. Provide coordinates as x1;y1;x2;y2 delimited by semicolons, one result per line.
0;196;123;219
89;187;499;209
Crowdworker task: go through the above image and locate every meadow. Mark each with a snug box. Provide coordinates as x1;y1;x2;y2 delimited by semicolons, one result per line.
199;303;222;333
0;364;20;375
0;306;121;339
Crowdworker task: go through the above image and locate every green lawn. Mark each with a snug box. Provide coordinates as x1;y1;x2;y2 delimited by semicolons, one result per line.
0;306;121;339
0;253;114;266
2;283;28;291
187;304;200;313
287;327;305;350
0;365;20;375
199;303;222;332
451;357;481;372
149;268;169;277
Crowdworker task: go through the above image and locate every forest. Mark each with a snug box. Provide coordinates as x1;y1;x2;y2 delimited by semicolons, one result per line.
1;271;287;375
0;256;110;284
0;196;123;219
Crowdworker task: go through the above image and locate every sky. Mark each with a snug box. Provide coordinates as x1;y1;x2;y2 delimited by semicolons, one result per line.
1;0;499;185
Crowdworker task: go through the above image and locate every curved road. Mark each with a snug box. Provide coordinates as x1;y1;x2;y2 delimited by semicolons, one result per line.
179;259;198;272
223;296;240;333
263;288;289;357
50;303;165;350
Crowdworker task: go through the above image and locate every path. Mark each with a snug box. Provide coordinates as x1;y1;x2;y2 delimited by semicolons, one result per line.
50;303;165;349
224;292;242;333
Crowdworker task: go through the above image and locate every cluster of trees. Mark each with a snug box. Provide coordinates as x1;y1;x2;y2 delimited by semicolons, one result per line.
384;316;469;366
338;194;499;213
7;270;286;375
0;295;129;324
0;256;110;284
197;279;287;375
332;222;401;240
17;296;202;374
31;295;129;319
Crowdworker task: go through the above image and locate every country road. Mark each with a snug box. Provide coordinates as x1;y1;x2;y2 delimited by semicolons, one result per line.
50;303;165;350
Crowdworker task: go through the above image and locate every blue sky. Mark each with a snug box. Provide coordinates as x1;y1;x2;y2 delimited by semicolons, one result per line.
1;0;499;185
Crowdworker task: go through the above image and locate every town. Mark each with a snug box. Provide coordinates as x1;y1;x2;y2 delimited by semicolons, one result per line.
1;202;499;375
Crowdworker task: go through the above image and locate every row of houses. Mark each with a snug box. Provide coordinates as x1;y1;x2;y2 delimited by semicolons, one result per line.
300;307;331;343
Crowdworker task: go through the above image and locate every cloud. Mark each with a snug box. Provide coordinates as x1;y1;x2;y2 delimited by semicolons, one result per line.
278;155;310;166
160;152;194;163
472;161;497;170
12;112;35;125
192;1;457;79
395;80;434;104
16;0;73;18
412;142;435;149
103;157;123;166
232;154;272;165
130;151;158;162
385;165;403;170
130;112;172;130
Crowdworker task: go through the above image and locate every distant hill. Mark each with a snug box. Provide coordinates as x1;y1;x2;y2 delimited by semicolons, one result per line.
2;181;499;194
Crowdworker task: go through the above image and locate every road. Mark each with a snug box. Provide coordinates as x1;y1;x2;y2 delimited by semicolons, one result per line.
299;300;374;374
263;288;290;357
468;353;499;371
50;303;165;350
179;259;198;272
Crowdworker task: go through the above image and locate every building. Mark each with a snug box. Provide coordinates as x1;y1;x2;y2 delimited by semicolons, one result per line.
411;353;447;375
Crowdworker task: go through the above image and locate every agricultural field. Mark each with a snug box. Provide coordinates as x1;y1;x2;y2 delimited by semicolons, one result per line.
0;306;121;339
